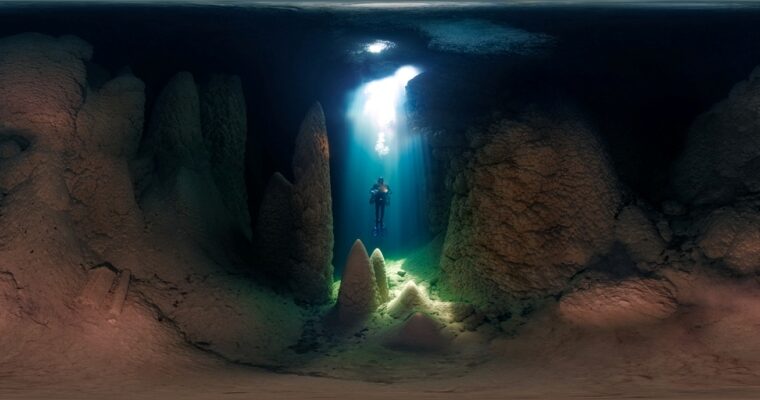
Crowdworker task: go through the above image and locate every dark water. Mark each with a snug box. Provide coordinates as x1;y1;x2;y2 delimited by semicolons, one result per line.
3;3;760;272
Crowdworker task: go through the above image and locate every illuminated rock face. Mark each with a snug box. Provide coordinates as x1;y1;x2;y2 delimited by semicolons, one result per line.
370;248;390;304
559;278;677;328
674;66;760;205
290;103;334;303
337;239;377;322
441;115;621;309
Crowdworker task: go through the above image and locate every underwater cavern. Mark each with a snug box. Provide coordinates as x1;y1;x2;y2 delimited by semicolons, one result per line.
3;1;760;398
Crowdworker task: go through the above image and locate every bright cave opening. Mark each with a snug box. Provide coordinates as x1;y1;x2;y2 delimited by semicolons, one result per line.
336;65;429;271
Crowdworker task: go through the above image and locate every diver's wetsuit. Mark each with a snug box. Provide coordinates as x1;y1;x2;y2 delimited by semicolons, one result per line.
370;182;391;231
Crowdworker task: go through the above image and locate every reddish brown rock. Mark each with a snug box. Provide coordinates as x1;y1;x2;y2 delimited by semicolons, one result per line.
698;206;760;274
559;278;677;328
441;115;621;309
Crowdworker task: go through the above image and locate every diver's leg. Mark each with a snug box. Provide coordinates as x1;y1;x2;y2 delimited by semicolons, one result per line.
375;202;381;228
379;204;385;228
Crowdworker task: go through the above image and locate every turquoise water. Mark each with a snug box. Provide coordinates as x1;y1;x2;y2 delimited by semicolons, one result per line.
336;66;429;269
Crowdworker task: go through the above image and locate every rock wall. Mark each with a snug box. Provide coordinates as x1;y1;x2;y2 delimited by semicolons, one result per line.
139;71;251;252
440;114;622;309
199;75;252;241
0;33;302;368
674;66;760;205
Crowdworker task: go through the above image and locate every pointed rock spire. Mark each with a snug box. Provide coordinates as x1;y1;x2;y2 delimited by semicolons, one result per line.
290;102;334;303
370;248;389;303
337;239;378;322
387;281;430;319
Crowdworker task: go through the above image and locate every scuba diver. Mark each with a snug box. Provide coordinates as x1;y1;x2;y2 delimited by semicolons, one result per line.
369;176;391;237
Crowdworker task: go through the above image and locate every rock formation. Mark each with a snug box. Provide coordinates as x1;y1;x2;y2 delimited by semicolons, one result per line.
0;30;152;337
290;103;334;303
614;205;667;265
674;66;760;205
199;74;252;240
370;248;390;303
384;312;448;352
0;33;302;369
254;103;334;304
558;278;678;328
441;114;621;310
336;239;377;322
387;281;430;319
139;71;238;250
697;206;760;274
254;172;296;279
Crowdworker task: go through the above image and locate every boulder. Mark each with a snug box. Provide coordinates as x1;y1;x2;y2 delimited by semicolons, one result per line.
336;239;377;322
698;206;760;274
370;248;390;303
441;115;621;309
558;278;678;328
674;66;760;204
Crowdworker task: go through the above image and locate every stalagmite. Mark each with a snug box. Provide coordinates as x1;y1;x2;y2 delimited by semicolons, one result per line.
336;239;377;322
288;102;335;303
370;248;390;303
387;281;430;319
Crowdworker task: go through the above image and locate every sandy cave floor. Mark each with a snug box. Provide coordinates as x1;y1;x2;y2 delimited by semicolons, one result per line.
5;269;760;399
